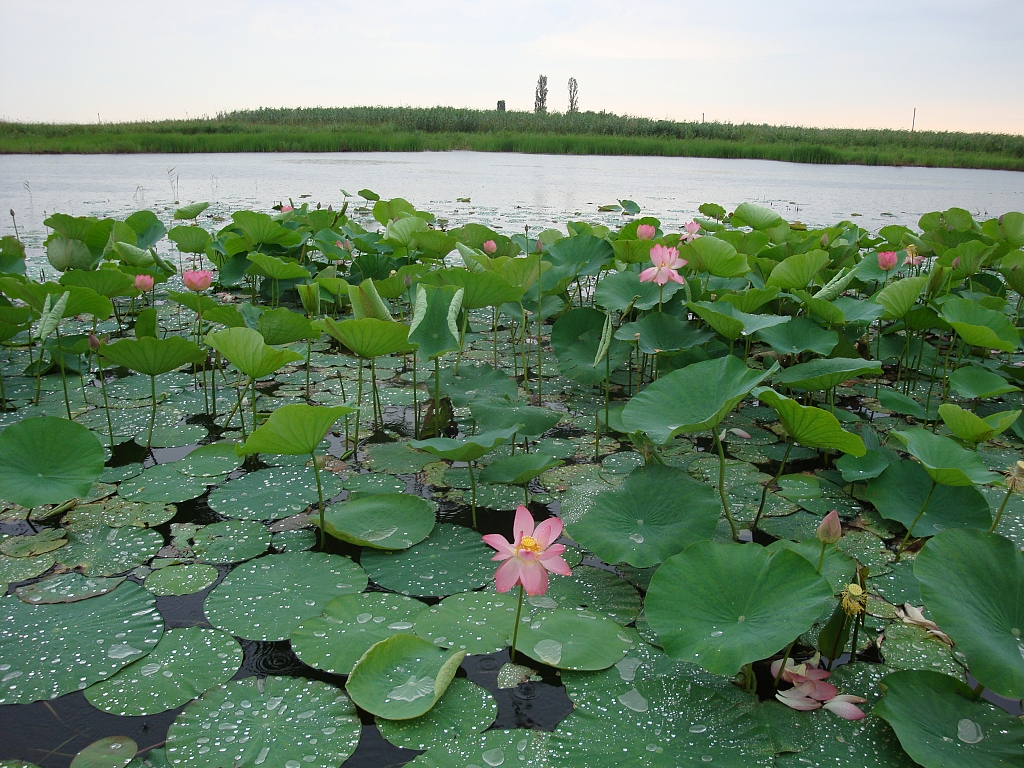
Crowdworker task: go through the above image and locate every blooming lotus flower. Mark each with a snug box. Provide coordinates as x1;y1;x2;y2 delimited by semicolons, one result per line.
683;221;701;242
636;224;656;240
816;510;842;544
483;505;571;596
639;244;686;286
905;245;923;266
771;657;837;701
482;239;497;254
877;251;898;271
281;204;294;212
135;274;154;292
183;270;213;292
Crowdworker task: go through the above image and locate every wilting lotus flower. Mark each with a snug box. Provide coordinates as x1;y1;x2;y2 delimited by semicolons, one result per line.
639;244;686;286
636;224;656;240
483;505;571;596
482;239;497;254
135;274;154;292
183;270;213;292
905;245;922;266
683;221;701;242
877;251;898;271
816;510;842;544
773;656;866;720
897;603;953;646
821;694;868;720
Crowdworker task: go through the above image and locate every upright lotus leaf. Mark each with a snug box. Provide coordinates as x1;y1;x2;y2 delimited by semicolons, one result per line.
239;404;352;456
349;277;393;321
892;428;1000;486
110;242;155;268
99;336;206;376
205;327;303;379
173;201;210;220
418;268;523;309
46;237;95;272
59;269;137;299
411;426;520;463
551;308;631;386
645;542;831;676
246;252;309;281
318;316;414;359
545;234;613;277
938;404;1021;445
754;388;866;456
373;197;416;225
614;312;714;355
874;670;1024;767
231;210;304;247
689;301;790;340
941;297;1019;352
594;268;680;312
875;276;929;319
754;317;838;356
948;365;1020;400
256;307;314;345
622;356;778;443
915;530;1024;698
167;225;212;254
125;210;166;249
168;290;217;316
408;283;463;360
765;250;829;291
732;202;784;230
567;464;720;568
681;236;750;278
346;634;466;720
0;417;105;507
774;357;882;391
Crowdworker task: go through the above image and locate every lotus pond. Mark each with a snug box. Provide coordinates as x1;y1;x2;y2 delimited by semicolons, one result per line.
0;194;1023;768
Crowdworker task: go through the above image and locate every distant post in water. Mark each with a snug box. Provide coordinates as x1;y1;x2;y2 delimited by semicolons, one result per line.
567;77;578;113
534;75;548;113
497;100;506;112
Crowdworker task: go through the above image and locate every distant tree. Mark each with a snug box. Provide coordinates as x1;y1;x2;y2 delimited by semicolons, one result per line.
567;77;579;113
497;100;506;112
534;75;548;114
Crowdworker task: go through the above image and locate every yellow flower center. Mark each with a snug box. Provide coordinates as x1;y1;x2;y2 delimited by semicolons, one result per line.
518;536;541;554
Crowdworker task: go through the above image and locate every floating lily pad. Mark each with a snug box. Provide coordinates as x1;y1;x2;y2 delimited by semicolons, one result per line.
0;581;163;704
376;677;497;751
838;529;894;573
880;622;964;679
165;676;361;768
513;608;634;671
0;552;55;591
64;499;176;531
136;424;206;449
191;520;270;563
291;592;429;675
362;441;433;474
361;523;494;597
16;572;125;604
525;565;641;625
143;564;219;596
207;467;343;521
346;633;466;720
414;590;518;654
322;493;434;549
175;442;243;477
270;529;316;552
85;627;241;716
204;551;367;641
408;728;551;767
0;527;66;557
70;737;137;768
869;560;922;606
342;472;407;496
117;465;210;504
101;463;144;484
58;526;163;576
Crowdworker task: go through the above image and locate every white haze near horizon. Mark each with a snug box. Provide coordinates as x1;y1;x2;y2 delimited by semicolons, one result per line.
0;0;1022;134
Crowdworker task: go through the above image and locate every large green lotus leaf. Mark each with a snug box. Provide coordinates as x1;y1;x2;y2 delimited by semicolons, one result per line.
682;236;750;278
874;670;1024;768
191;520;270;563
646;542;831;676
206;466;343;520
362;441;433;474
58;526;163;576
0;581;163;704
175;442;243;477
143;563;218;596
239;403;351;456
948;365;1020;399
84;627;242;716
875;276;928;320
880;622;964;679
551;307;631;386
864;460;992;537
409;283;463;360
435;362;518;407
622;356;776;443
938;404;1021;445
941;296;1019;352
69;737;137;768
165;676;360;768
754;317;839;356
348;277;392;321
322;493;435;549
546;233;613;277
891;428;1000;486
376;677;496;751
346;633;466;719
255;307;314;345
411;425;519;463
99;336;206;377
204;551;367;641
732;202;784;230
526;565;641;625
594;268;677;312
469;397;561;437
765;250;829;291
765;539;855;593
754;388;866;456
773;357;883;391
512;607;634;671
167;291;217;316
174;202;210;220
0;416;105;507
318;316;413;359
59;268;137;299
116;465;209;504
413;590;518;654
205;327;303;379
361;523;494;597
567;464;720;568
478;452;562;486
15;572;124;604
408;729;552;768
554;639;788;765
167;225;211;254
419;267;523;309
614;312;714;355
877;388;929;419
134;423;207;449
291;592;428;675
245;253;309;282
915;529;1024;698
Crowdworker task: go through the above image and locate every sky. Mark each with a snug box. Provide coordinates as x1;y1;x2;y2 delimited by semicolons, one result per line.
1;0;1022;134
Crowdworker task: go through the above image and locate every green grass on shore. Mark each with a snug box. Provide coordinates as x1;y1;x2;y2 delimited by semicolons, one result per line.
2;106;1022;171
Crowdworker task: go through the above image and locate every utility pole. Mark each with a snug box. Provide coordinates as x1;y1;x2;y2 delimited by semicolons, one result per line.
911;108;916;132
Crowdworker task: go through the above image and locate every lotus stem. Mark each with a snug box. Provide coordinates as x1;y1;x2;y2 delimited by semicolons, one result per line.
816;540;827;572
492;307;498;369
990;484;1013;532
312;451;326;551
773;639;797;690
751;440;792;534
147;375;157;449
433;357;441;422
412;351;419;437
537;286;543;407
825;613;850;671
713;431;739;541
355;359;363;451
896;480;936;560
509;584;524;665
97;354;114;447
251;377;258;430
305;340;312;401
455;311;468;375
468;461;478;529
54;326;72;420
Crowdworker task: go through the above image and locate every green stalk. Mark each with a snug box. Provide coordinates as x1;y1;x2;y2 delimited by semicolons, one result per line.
305;339;312;401
509;584;525;665
773;639;797;690
54;326;72;419
713;431;739;541
412;351;420;437
751;441;792;534
97;354;114;447
355;358;363;450
896;480;936;560
147;375;157;449
312;452;326;550
990;485;1014;532
468;461;478;529
433;356;441;420
816;540;827;572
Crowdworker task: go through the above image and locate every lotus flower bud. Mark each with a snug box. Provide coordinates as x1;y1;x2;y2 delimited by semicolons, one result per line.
183;270;213;292
135;274;154;292
88;334;101;351
816;510;842;544
482;240;497;254
820;233;829;248
636;224;656;240
877;251;898;271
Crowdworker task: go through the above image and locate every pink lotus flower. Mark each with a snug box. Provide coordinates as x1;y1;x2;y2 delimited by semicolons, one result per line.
281;204;294;213
135;274;154;292
639;244;687;286
483;506;571;596
822;695;868;720
482;240;497;255
683;221;701;242
183;270;213;292
816;510;842;544
636;224;656;240
905;252;923;267
877;251;898;271
773;656;866;720
952;256;961;269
